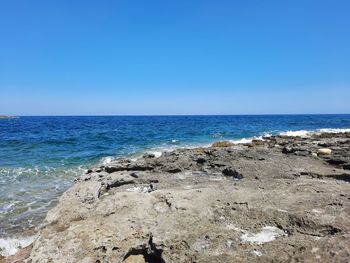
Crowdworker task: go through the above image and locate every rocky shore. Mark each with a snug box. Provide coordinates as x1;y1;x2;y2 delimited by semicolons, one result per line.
3;132;350;262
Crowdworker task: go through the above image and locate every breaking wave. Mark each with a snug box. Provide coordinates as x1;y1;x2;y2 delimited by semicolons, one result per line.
279;128;350;137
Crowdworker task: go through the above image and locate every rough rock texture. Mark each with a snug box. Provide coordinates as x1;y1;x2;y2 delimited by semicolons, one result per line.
0;245;32;263
22;133;350;262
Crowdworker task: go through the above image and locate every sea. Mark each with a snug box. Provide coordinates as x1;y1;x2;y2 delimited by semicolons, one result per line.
1;114;350;256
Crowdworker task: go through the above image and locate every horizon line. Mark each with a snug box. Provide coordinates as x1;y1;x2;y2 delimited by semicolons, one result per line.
5;113;350;117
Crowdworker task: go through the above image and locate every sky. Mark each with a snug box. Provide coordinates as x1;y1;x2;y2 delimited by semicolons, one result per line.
0;0;349;115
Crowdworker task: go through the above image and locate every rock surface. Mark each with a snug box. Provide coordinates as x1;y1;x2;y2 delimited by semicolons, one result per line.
18;132;350;262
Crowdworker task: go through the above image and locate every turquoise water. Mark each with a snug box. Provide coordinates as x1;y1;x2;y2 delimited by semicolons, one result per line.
0;115;350;242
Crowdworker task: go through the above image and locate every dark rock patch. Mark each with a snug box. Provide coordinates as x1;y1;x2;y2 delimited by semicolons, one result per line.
326;159;347;165
166;167;181;173
196;157;206;164
222;167;243;179
282;146;296;154
105;165;154;173
342;164;350;170
143;153;156;159
123;235;165;263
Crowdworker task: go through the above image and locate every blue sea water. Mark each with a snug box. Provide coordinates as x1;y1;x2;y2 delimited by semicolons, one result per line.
0;115;350;244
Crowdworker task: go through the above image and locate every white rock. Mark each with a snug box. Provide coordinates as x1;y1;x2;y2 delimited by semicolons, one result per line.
317;148;332;155
241;226;286;244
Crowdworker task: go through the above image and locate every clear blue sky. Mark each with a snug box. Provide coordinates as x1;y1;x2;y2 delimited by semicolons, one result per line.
0;0;349;115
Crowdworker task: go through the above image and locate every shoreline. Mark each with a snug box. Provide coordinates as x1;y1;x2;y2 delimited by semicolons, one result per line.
103;127;350;164
2;130;350;262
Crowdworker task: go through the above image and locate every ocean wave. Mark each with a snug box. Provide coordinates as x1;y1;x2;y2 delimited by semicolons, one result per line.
279;130;310;137
279;128;350;137
318;128;350;133
99;156;116;166
229;133;272;144
145;151;163;158
0;235;35;257
230;137;255;144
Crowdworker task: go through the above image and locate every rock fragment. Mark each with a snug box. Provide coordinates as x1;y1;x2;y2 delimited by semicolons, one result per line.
282;146;295;154
222;167;243;179
317;148;332;156
196;157;206;164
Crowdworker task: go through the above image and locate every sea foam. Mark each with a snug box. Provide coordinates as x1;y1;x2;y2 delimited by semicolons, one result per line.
0;236;35;257
279;128;350;137
230;134;271;144
279;130;310;137
318;128;350;133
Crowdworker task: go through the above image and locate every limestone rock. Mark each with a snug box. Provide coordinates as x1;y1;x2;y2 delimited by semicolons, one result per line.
317;148;332;156
212;141;234;147
19;132;350;263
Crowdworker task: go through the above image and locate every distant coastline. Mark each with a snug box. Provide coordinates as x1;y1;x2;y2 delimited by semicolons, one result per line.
0;115;17;119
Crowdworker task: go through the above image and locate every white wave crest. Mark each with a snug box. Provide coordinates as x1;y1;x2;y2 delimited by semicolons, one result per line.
0;236;35;256
230;138;254;144
96;128;350;165
318;128;350;133
230;134;270;144
279;128;350;137
279;130;310;137
146;151;162;158
100;156;115;166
